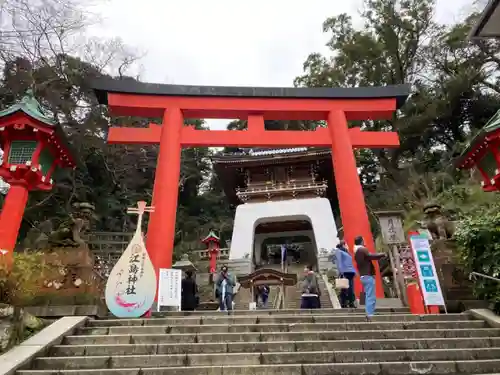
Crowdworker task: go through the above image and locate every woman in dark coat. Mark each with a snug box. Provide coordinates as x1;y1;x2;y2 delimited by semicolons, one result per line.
181;270;198;311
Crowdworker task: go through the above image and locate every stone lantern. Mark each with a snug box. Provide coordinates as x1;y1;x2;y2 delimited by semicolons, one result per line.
456;109;500;192
172;254;197;273
0;90;75;267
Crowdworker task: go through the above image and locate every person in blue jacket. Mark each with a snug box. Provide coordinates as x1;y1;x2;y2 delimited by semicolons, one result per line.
334;240;356;308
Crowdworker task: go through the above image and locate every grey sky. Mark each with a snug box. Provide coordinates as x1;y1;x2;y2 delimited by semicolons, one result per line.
89;0;474;129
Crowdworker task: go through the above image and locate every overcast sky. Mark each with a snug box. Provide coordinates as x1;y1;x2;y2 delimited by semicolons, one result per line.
89;0;475;129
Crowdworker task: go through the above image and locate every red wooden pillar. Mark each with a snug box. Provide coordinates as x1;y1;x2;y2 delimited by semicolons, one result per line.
407;283;426;314
0;184;29;268
146;108;183;284
327;110;384;298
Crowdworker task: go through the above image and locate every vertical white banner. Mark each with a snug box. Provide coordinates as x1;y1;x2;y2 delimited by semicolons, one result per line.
409;234;445;306
157;268;182;311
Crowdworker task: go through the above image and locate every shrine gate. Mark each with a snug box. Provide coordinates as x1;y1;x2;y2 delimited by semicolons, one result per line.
93;79;410;298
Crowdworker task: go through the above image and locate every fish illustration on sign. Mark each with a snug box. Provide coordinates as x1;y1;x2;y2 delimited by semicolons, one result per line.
105;201;157;318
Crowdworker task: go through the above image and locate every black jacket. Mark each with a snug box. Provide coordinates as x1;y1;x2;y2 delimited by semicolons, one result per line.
354;246;385;276
181;277;198;311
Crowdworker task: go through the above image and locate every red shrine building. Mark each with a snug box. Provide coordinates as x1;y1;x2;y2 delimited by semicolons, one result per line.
456;110;500;191
92;78;410;299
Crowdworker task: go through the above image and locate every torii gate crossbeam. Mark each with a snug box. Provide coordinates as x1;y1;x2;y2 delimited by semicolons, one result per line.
93;79;410;299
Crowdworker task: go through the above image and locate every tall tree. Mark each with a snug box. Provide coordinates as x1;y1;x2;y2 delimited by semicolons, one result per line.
294;0;500;211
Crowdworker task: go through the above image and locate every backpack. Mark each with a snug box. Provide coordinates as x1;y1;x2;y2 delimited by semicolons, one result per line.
305;275;318;295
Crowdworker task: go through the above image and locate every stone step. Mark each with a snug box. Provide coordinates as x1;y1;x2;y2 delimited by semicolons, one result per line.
63;328;500;345
76;320;485;335
29;348;500;369
16;360;500;375
50;337;500;356
86;313;470;327
143;307;409;317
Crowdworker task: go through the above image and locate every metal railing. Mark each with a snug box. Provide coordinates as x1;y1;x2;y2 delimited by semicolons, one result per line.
469;272;500;282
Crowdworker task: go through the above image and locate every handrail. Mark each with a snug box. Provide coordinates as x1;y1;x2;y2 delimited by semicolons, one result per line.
469;272;500;282
320;273;342;309
272;285;282;309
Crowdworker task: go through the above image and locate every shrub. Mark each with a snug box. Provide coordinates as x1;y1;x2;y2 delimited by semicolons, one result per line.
0;252;54;306
455;203;500;313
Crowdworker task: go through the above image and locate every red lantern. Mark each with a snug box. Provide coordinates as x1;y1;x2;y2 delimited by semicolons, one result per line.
0;91;75;268
201;230;221;275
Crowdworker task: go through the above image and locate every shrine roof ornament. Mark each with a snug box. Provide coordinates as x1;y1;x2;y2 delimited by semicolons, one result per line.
0;89;55;125
456;109;500;168
92;78;410;108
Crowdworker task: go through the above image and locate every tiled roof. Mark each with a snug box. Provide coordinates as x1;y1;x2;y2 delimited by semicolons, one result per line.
0;89;55;125
213;147;331;164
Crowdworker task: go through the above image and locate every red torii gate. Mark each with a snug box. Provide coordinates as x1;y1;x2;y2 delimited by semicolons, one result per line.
93;79;410;298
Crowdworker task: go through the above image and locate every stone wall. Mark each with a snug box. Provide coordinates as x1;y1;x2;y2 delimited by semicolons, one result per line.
0;305;45;353
430;239;483;309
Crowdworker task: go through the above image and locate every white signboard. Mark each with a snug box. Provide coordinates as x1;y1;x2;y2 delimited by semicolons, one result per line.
379;215;406;244
104;233;157;318
409;234;445;306
158;268;182;311
104;202;157;318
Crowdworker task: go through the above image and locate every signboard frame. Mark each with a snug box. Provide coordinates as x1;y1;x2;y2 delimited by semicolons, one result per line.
157;268;182;311
408;233;446;310
376;210;406;245
374;210;407;305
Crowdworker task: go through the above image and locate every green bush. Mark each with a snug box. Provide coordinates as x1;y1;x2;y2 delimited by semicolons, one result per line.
0;252;52;306
455;203;500;313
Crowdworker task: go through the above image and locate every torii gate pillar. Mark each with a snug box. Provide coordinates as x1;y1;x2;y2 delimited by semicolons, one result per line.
92;79;410;299
146;108;182;272
328;110;383;296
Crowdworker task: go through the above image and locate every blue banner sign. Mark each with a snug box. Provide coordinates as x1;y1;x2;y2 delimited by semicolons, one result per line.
409;234;445;306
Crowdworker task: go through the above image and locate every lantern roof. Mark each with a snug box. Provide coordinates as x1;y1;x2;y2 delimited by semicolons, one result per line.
201;230;220;244
0;90;77;169
172;254;197;272
456;109;500;168
0;90;55;125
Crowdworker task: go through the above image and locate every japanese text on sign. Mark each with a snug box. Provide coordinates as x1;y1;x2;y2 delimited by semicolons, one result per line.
379;216;405;244
126;245;142;295
157;268;182;311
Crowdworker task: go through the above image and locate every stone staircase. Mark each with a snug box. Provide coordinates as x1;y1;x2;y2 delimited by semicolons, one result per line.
16;308;500;375
261;263;334;310
283;277;333;309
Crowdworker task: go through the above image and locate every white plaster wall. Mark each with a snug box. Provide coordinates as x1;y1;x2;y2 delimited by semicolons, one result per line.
229;198;339;260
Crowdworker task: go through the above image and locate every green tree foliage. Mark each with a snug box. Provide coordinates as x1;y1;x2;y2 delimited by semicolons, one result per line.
294;0;500;208
0;0;234;256
1;0;500;297
293;0;500;307
455;200;500;313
